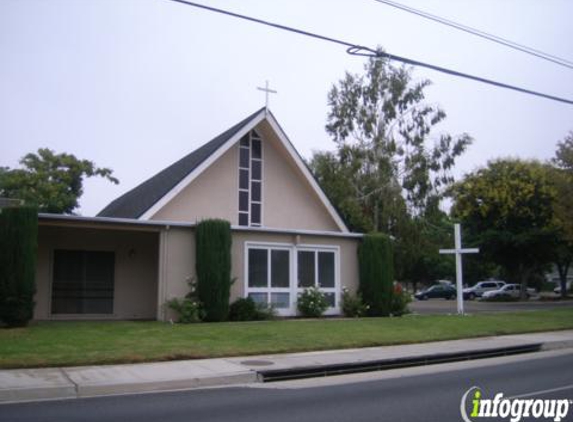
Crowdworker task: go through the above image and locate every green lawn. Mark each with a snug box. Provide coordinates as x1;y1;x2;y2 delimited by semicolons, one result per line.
1;308;573;369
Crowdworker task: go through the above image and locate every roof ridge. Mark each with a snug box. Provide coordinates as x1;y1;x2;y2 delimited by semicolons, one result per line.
97;108;265;218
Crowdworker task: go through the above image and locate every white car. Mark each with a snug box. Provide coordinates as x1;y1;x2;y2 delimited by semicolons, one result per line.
463;281;505;300
481;284;535;300
554;281;572;294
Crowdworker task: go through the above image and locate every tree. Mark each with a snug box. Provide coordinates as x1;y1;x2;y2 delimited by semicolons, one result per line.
0;206;38;327
393;209;456;292
358;233;394;316
196;219;232;322
554;131;573;172
0;148;118;214
451;159;556;297
313;53;472;234
550;132;573;297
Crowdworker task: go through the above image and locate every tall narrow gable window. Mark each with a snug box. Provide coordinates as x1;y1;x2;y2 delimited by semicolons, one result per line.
238;130;263;226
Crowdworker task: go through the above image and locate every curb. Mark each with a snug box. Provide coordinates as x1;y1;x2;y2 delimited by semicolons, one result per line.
74;372;257;398
2;335;573;404
0;369;257;404
256;343;543;382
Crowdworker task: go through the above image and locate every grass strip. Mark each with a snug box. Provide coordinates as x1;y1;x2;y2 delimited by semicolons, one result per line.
1;308;572;369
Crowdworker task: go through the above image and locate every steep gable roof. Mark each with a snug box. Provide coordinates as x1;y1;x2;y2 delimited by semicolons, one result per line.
97;108;349;232
97;108;264;219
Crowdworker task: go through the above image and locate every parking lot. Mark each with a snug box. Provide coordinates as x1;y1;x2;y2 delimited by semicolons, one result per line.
409;297;573;314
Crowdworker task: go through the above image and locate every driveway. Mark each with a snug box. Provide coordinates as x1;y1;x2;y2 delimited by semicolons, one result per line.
409;297;573;314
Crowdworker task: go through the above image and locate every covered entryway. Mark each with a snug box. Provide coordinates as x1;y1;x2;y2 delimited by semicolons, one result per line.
35;216;161;320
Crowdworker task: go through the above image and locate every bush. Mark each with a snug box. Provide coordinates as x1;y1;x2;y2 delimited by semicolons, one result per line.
196;219;232;322
341;287;369;318
297;287;329;318
358;233;394;316
390;284;412;316
228;297;276;321
0;206;38;327
165;298;205;323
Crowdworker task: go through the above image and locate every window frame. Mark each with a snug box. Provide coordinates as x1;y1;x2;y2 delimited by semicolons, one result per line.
237;130;264;227
244;242;340;316
49;249;116;316
244;242;293;315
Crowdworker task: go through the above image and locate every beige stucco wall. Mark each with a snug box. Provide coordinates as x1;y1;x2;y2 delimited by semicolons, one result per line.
158;228;360;319
157;226;196;321
35;222;359;321
257;122;340;231
152;144;239;223
228;231;360;301
35;225;159;320
150;121;340;232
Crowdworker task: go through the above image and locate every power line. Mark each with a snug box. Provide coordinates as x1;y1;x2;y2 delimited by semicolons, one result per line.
165;0;573;105
373;0;573;70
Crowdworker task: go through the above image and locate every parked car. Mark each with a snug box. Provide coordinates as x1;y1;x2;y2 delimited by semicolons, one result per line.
463;281;506;300
415;284;456;300
481;284;535;300
553;281;572;294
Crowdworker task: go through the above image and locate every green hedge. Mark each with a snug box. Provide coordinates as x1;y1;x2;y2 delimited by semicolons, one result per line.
195;219;232;322
358;233;394;316
0;206;38;327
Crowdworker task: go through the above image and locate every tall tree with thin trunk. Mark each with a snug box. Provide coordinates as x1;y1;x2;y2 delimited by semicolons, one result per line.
311;53;472;235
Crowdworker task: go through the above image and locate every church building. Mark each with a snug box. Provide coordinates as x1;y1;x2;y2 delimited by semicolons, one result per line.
34;108;363;320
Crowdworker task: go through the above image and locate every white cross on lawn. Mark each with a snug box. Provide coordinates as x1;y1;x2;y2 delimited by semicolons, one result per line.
439;223;479;315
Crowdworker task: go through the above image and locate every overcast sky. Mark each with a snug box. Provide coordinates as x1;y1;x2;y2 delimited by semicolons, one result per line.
1;0;572;216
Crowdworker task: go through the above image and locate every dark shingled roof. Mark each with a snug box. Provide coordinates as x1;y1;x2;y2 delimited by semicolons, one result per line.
97;108;265;219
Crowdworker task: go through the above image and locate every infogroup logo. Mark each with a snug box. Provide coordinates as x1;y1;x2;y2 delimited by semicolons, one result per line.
460;386;571;422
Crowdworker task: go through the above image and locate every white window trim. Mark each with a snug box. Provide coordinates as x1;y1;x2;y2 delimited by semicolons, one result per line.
244;241;340;316
295;244;341;316
237;131;264;228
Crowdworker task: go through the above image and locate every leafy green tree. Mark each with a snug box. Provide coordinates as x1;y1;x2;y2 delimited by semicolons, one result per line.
314;53;472;232
0;148;118;214
550;132;573;297
451;159;556;297
554;131;573;172
393;210;455;292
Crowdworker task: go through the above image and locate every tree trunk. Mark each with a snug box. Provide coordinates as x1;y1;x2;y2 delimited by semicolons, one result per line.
518;264;531;300
556;261;570;299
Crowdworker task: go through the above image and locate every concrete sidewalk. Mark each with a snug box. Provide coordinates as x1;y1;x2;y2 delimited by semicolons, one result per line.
2;330;573;404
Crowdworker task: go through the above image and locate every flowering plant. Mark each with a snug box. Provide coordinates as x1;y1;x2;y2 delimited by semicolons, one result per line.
341;286;369;318
297;286;329;318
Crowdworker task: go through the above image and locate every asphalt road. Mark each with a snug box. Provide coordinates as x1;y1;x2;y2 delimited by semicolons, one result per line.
409;297;573;314
1;350;572;422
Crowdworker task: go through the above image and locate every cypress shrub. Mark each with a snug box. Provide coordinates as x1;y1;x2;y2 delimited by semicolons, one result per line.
195;219;232;322
358;233;394;316
0;206;38;327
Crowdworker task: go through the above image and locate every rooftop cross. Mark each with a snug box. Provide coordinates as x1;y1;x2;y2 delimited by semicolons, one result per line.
439;223;479;315
257;80;277;110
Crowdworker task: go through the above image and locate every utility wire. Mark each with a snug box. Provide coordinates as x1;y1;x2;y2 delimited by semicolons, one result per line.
165;0;573;105
373;0;573;70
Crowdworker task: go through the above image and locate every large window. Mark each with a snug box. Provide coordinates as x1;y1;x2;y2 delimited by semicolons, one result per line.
297;249;337;307
247;247;290;309
51;250;115;314
245;243;339;315
238;130;263;227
